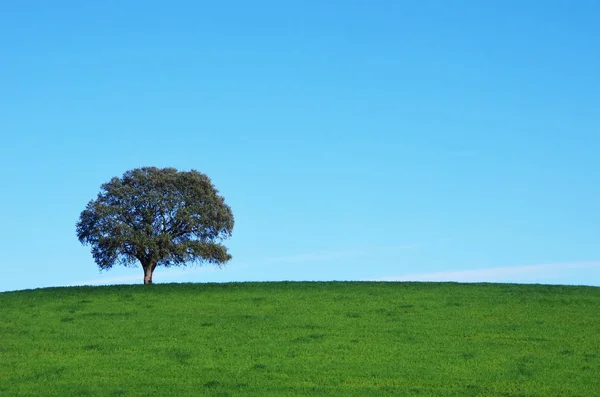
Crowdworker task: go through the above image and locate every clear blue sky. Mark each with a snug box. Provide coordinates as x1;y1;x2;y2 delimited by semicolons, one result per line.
1;1;599;292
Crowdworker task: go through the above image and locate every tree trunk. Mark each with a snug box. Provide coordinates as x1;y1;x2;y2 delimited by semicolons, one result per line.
143;263;157;285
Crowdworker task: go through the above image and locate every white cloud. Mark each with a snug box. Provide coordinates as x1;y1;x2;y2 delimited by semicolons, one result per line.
265;244;419;264
265;249;367;263
448;149;478;157
371;261;600;284
71;266;221;286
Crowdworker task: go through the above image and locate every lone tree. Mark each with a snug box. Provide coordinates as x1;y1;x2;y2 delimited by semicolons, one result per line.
76;167;234;284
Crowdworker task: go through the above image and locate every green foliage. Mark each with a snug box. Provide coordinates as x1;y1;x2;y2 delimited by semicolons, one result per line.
76;167;234;283
1;282;599;396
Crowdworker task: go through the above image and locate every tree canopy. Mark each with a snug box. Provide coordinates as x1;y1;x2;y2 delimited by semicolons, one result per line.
76;167;234;284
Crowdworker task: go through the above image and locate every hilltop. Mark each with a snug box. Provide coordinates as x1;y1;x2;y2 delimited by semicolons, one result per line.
1;282;599;396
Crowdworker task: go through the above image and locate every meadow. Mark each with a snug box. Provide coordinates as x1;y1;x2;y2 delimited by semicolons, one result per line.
1;282;599;396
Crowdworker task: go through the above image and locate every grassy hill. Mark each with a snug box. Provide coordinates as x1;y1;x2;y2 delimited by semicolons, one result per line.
1;282;599;396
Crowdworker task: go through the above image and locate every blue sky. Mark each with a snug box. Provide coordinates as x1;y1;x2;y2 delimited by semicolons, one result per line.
1;1;599;292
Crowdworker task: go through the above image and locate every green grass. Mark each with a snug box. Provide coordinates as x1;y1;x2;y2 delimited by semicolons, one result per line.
1;282;599;396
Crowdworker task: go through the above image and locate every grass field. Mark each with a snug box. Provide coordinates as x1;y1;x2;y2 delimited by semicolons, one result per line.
1;282;599;396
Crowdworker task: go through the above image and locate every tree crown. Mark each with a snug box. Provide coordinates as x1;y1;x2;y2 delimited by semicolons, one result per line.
76;167;234;272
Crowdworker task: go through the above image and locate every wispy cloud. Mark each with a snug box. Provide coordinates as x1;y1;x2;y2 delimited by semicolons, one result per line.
72;274;142;286
371;261;600;284
265;249;367;263
72;266;221;286
265;243;419;264
447;149;478;158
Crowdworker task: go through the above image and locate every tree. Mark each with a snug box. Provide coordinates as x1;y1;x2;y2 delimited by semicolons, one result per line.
76;167;234;284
